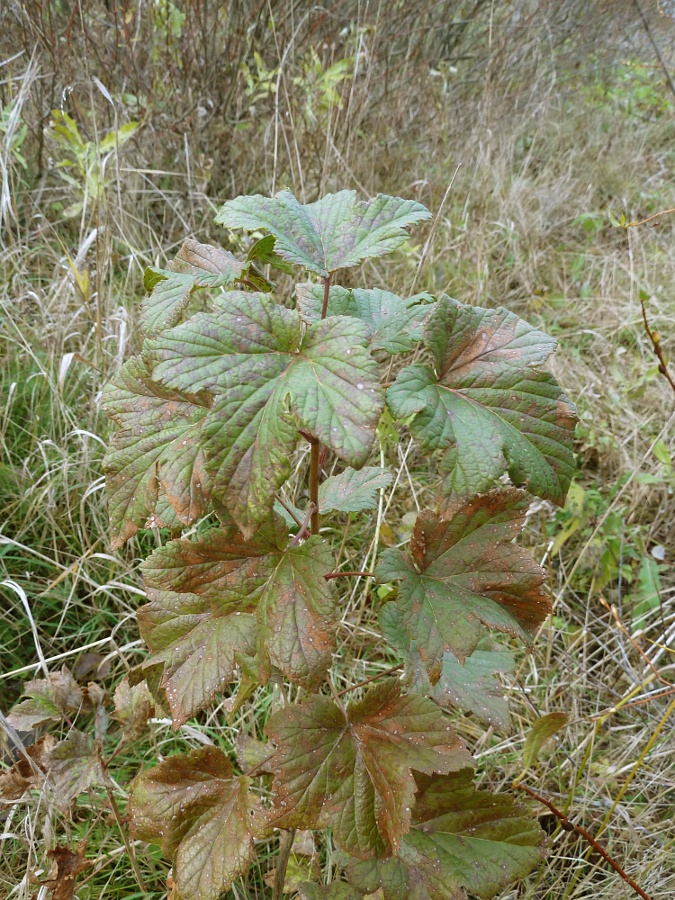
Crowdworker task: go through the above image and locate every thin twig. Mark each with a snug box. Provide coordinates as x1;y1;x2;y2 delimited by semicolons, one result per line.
290;503;317;545
599;597;670;685
324;570;375;581
336;663;404;697
272;829;296;900
513;782;653;900
634;0;675;101
106;787;147;893
627;206;675;228
274;492;303;529
638;293;675;397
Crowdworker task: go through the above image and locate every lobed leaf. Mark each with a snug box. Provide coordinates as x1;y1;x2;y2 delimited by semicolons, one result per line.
216;190;431;277
130;746;267;900
266;679;472;858
319;466;393;514
137;521;336;724
7;668;84;731
102;356;210;547
141;239;247;337
380;604;513;731
46;730;107;810
387;297;577;504
113;676;155;741
147;292;383;537
345;769;546;900
376;489;550;682
297;284;434;354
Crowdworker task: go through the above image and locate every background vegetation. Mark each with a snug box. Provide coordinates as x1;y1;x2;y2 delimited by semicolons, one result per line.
0;1;674;897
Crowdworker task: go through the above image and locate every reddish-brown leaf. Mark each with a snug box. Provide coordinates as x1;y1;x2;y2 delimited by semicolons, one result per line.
266;679;472;859
376;489;550;681
130;746;268;900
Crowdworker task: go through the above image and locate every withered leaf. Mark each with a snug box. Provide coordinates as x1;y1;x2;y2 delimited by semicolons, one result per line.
376;489;550;682
345;770;547;900
137;520;336;725
113;676;155;741
130;746;267;900
216;190;431;278
7;668;83;731
266;679;473;858
46;730;107;810
102;355;210;547
38;843;90;900
0;734;56;801
387;297;577;504
142;239;248;337
146;292;383;537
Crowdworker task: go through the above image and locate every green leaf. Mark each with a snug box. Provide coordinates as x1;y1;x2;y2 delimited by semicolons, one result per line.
247;234;295;273
46;730;107;810
141;239;247;337
137;521;337;724
319;466;392;514
130;746;267;900
376;490;550;682
147;292;383;537
522;712;568;770
380;605;514;731
387;297;577;504
102;356;210;548
216;190;431;277
7;668;84;731
299;883;364;900
345;769;546;900
297;284;435;354
266;679;473;858
633;556;663;629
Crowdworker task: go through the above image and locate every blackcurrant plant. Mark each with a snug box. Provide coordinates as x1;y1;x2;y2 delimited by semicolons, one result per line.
103;189;577;899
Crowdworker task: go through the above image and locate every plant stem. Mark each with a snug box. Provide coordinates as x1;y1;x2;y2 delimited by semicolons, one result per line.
308;438;320;535
106;787;147;893
320;273;331;319
336;663;404;697
513;782;653;900
273;828;295;900
306;275;332;536
324;570;375;580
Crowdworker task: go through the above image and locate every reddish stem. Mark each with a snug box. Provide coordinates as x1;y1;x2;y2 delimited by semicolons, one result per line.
514;782;653;900
324;570;375;581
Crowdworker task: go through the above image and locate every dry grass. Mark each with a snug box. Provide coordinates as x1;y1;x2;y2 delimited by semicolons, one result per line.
1;1;674;898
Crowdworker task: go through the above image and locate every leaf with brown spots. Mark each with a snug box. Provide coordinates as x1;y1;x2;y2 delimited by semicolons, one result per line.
146;292;383;538
387;296;577;504
129;746;268;900
345;770;546;900
137;519;336;725
266;679;472;859
102;355;210;547
376;490;550;683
